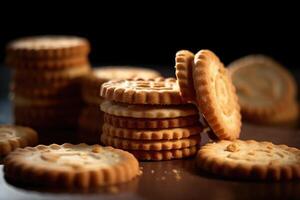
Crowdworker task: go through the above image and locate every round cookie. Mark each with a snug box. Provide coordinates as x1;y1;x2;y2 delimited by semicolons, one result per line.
175;50;196;102
102;123;202;140
81;66;161;105
129;146;198;161
228;55;297;121
193;50;241;140
104;113;200;129
0;125;38;157
100;78;186;105
4;143;139;188
196;140;300;181
6;36;90;61
101;133;200;151
100;100;198;119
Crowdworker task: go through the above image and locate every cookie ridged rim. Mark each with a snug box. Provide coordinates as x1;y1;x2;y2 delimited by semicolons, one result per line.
228;54;297;120
196;140;300;181
4;143;139;188
175;50;196;102
193;49;241;140
101;133;200;151
102;123;202;140
100;100;198;119
104;113;200;129
100;77;186;105
0;125;38;156
129;146;198;161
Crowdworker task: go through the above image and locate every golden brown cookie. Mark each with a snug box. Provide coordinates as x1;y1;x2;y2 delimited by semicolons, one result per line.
81;67;161;105
100;100;198;119
12;65;91;83
102;123;202;140
100;78;186;105
193;50;241;140
104;113;200;129
0;125;38;156
14;106;80;129
78;106;104;133
175;50;196;101
4;143;139;188
197;140;300;181
6;56;89;69
258;100;299;127
6;36;90;61
228;55;297;121
129;146;198;161
101;133;200;151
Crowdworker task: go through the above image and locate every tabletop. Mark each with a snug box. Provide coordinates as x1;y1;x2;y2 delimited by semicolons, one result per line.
0;67;300;200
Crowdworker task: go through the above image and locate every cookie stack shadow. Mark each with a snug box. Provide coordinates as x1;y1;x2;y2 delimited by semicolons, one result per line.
100;78;203;161
5;36;91;137
78;67;161;144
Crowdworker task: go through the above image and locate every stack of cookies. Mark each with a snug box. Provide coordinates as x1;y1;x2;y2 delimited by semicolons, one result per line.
228;55;299;127
100;77;203;161
6;36;91;131
78;66;161;144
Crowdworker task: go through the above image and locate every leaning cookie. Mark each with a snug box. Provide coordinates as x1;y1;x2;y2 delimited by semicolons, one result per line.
100;78;186;105
4;143;139;189
0;125;38;157
196;140;300;181
175;50;196;101
193;50;241;140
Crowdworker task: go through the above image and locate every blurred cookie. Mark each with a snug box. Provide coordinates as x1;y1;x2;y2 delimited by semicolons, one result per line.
4;143;139;188
6;36;90;62
100;78;186;105
193;50;241;140
228;55;297;123
0;125;38;157
196;140;300;181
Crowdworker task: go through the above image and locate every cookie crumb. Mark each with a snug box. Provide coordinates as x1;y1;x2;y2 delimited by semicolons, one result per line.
226;143;239;152
161;176;166;181
151;170;155;174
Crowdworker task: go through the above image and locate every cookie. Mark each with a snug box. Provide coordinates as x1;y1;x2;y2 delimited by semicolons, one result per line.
100;100;198;119
129;146;198;161
0;125;38;156
193;50;241;140
4;143;139;188
101;133;200;151
259;100;299;127
79;106;104;133
228;55;297;121
12;65;91;83
6;36;90;60
14;106;80;129
12;94;82;107
81;67;160;105
104;113;200;129
6;56;89;69
102;123;202;140
196;140;300;181
11;80;82;98
100;78;186;105
175;50;196;101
